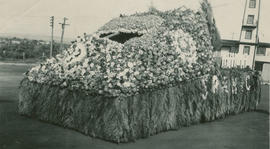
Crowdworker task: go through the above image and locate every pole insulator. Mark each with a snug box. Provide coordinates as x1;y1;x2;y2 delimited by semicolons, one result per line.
50;16;54;27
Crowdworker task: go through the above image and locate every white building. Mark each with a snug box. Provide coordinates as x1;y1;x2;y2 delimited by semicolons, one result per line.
216;0;269;68
214;0;270;82
218;40;270;70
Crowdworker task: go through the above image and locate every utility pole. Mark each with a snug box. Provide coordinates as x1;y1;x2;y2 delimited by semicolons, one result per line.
50;16;54;58
59;17;69;51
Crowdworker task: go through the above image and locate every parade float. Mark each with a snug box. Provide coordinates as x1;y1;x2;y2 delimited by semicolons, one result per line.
18;0;261;143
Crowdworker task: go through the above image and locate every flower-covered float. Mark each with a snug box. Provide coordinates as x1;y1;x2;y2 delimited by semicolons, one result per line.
18;0;261;143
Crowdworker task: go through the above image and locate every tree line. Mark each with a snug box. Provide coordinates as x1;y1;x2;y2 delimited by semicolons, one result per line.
0;37;69;60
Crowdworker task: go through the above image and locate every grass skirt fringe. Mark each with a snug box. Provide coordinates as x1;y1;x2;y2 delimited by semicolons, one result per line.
18;71;261;143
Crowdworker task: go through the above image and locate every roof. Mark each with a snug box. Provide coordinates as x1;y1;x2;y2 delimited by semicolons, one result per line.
219;39;270;49
259;42;270;48
221;39;239;47
98;15;164;34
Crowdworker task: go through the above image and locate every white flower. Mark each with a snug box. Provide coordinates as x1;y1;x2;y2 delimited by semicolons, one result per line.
46;58;56;63
180;40;187;49
134;71;139;76
108;83;113;88
137;60;142;65
111;62;115;67
123;81;132;87
81;69;86;75
106;54;111;61
128;62;134;68
108;72;115;78
123;68;129;73
62;82;67;87
89;71;95;76
83;60;89;67
90;63;94;68
101;48;106;53
119;71;126;77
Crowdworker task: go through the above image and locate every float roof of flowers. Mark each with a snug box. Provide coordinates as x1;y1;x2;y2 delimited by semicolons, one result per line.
98;15;165;34
26;0;221;97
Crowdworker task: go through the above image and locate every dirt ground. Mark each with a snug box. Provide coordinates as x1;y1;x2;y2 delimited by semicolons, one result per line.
0;64;269;149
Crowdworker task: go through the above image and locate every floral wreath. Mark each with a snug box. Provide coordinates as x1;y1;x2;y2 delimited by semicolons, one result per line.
245;75;251;91
201;76;208;100
211;75;219;93
232;78;237;95
221;76;229;93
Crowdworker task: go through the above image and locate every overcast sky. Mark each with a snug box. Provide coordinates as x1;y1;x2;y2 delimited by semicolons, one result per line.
0;0;269;42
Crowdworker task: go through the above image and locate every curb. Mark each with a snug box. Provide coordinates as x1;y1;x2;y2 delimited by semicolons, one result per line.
0;62;37;66
255;109;269;114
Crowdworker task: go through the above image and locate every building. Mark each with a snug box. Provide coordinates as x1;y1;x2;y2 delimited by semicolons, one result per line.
216;0;270;68
214;0;270;82
255;42;270;71
217;40;270;69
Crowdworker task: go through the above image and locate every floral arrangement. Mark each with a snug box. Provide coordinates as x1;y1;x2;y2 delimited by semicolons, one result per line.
98;15;164;34
26;0;220;97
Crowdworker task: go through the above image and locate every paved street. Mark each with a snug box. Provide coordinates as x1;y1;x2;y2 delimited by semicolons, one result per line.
0;64;269;149
257;84;270;113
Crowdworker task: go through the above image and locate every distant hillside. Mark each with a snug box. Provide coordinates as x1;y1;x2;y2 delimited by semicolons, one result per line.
0;33;73;43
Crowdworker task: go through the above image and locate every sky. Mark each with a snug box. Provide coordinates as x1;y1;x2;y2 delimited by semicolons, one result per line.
0;0;269;42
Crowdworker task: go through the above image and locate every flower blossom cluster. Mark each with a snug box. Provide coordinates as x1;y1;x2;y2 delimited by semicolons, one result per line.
26;4;218;97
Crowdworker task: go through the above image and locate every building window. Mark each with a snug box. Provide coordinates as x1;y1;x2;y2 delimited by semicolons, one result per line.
245;30;252;39
230;47;239;53
247;15;254;24
243;46;250;55
249;0;256;8
257;47;266;55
